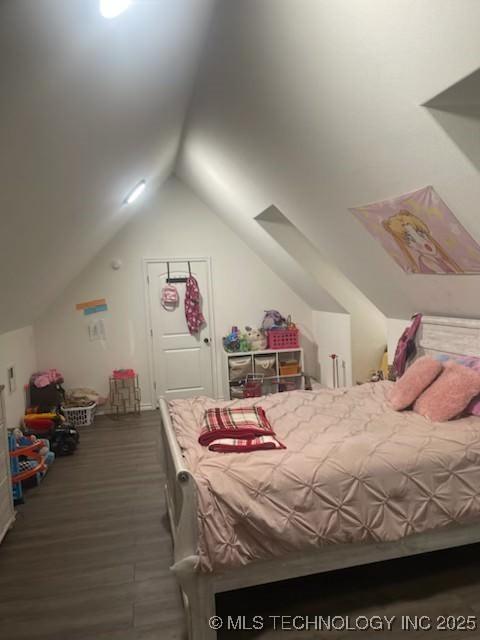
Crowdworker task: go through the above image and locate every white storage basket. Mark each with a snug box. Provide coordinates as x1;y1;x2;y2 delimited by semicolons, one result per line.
62;403;97;427
228;356;253;382
254;355;276;378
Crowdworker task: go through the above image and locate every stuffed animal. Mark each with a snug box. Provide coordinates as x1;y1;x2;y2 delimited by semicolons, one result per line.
244;327;267;351
223;327;240;352
262;310;287;331
238;333;251;352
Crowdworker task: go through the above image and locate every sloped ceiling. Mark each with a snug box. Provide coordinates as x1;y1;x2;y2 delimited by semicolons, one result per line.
177;0;480;320
424;68;480;172
424;68;480;110
3;0;480;338
0;0;215;334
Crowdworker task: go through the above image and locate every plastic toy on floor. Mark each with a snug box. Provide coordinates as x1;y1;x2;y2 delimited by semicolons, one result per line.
23;410;79;456
24;411;58;438
8;430;52;504
13;428;49;456
12;428;55;486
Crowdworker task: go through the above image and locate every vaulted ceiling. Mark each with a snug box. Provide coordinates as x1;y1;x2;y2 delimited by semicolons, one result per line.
0;0;215;333
177;0;480;319
2;0;480;336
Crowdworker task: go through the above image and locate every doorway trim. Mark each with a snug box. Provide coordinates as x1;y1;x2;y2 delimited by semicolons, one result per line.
143;257;218;407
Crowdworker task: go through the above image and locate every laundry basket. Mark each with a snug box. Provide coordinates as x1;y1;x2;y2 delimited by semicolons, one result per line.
62;403;97;427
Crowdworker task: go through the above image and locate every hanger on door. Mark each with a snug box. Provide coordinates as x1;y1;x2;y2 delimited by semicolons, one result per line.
166;261;192;284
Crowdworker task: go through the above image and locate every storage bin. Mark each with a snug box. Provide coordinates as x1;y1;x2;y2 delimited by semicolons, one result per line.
62;403;96;427
278;379;300;392
243;374;264;398
279;362;301;376
228;357;252;381
230;385;244;399
267;329;299;349
254;355;276;378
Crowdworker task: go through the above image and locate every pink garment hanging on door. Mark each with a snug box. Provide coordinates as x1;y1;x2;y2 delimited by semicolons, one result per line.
185;275;205;334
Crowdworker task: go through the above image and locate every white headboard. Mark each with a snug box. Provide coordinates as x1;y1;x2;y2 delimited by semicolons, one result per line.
418;316;480;359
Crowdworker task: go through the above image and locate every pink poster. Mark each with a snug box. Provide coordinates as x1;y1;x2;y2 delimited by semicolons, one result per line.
350;186;480;274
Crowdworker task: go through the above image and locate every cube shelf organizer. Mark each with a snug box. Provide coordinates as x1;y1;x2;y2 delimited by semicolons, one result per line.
226;348;304;400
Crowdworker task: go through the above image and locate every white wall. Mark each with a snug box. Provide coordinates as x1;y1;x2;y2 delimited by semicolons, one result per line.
0;326;37;427
313;311;352;388
34;177;316;404
257;210;386;382
387;317;411;364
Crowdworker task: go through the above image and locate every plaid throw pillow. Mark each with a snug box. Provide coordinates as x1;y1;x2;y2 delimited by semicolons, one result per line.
199;406;285;452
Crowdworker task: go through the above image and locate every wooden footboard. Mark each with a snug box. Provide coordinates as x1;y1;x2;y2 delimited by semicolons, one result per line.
159;399;217;640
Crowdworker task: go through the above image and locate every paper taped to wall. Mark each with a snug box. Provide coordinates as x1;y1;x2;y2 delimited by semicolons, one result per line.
84;304;108;315
76;298;106;310
88;318;106;342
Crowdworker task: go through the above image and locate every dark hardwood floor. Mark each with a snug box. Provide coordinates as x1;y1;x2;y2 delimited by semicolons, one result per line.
0;411;185;640
2;410;480;639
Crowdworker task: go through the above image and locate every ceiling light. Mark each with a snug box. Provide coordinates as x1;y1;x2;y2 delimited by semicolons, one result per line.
124;180;146;205
99;0;132;19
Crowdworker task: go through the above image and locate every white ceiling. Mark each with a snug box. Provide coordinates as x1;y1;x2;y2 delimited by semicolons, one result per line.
3;0;480;337
178;0;480;320
0;0;215;333
424;68;480;173
424;68;480;110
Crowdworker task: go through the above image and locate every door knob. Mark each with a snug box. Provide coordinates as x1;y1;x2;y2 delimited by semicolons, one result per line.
203;338;210;345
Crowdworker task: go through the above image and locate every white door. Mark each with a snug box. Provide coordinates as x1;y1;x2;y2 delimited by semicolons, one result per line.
147;259;215;402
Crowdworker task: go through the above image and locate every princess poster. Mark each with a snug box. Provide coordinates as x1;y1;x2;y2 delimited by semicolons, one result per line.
350;186;480;274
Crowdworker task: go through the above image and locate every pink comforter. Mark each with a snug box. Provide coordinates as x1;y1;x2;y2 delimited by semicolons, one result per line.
169;382;480;572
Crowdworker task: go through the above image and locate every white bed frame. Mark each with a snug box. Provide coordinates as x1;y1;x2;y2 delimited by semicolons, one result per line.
159;315;480;640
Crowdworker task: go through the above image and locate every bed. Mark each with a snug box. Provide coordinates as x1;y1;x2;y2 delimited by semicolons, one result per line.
159;315;480;640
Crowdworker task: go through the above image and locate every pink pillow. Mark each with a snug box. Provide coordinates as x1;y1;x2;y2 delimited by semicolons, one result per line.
413;361;480;422
466;396;480;417
389;356;443;411
434;355;480;416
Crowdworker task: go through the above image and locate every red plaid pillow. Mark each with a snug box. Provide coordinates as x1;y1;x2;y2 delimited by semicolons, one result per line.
199;406;275;446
